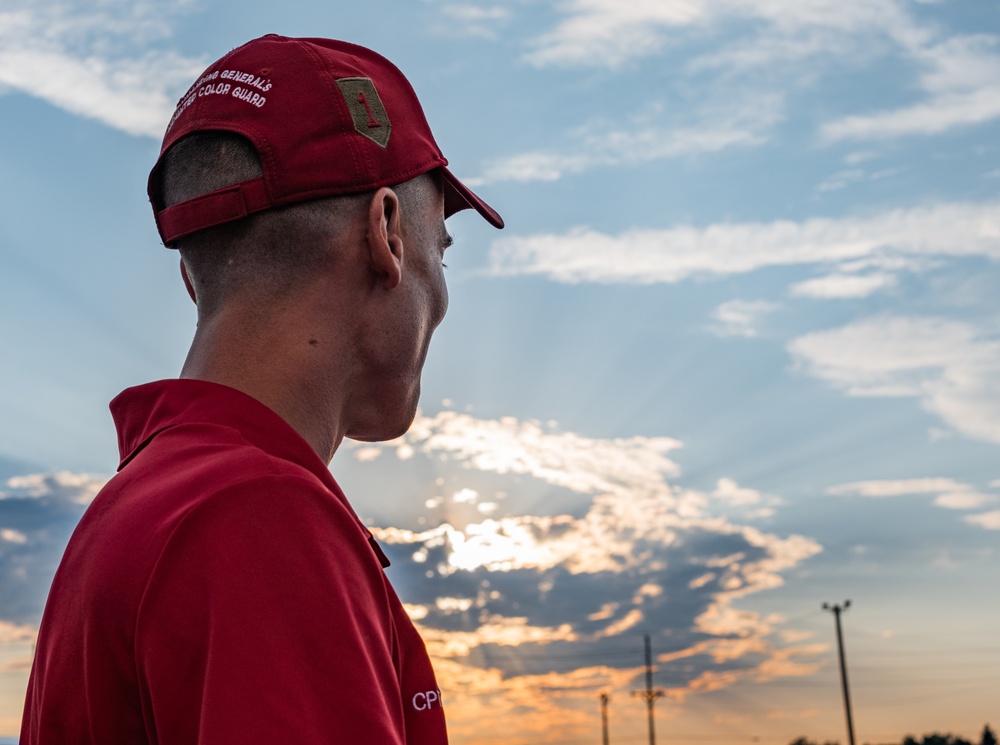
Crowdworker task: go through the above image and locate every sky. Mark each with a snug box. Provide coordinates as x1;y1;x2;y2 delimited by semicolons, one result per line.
1;0;999;742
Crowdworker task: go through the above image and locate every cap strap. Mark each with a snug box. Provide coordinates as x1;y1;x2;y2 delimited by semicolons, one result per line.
156;178;271;245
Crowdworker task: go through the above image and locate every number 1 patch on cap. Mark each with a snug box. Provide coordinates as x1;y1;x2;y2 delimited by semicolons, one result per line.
336;77;392;148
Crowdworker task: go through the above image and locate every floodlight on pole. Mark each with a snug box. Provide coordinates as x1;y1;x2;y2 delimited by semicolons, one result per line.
599;692;610;745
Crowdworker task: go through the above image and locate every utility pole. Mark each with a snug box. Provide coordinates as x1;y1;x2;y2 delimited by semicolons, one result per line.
599;692;610;745
823;600;856;745
631;634;665;745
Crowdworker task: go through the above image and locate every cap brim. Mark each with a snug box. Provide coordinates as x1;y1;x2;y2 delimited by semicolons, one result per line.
440;166;504;229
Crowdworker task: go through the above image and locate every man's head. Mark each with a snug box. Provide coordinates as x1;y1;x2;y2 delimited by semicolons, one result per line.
158;131;360;317
148;35;501;246
149;35;501;452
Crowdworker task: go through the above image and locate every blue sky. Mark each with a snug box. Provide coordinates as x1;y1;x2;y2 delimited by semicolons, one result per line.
1;0;999;742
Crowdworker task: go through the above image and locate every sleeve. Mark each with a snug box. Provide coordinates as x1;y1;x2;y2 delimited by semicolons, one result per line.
134;474;404;744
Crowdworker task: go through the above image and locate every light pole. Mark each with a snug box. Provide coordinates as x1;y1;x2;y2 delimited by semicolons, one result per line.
600;692;610;745
823;600;856;745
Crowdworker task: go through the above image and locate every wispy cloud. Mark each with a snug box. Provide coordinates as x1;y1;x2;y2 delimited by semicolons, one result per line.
0;528;28;545
0;620;37;682
486;201;1000;285
790;272;897;299
469;95;782;185
815;167;899;193
790;316;1000;445
522;0;1000;145
711;300;781;338
0;0;204;137
827;477;999;511
523;0;706;70
0;620;36;645
469;2;1000;185
442;4;509;21
822;35;1000;141
828;477;972;498
439;4;511;39
522;0;910;70
823;88;1000;141
713;478;764;506
964;511;1000;530
2;471;106;505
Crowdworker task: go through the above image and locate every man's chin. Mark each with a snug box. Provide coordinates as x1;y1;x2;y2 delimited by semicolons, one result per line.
346;406;418;443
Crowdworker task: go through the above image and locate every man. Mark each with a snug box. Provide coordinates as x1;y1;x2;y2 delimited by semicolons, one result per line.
21;34;502;743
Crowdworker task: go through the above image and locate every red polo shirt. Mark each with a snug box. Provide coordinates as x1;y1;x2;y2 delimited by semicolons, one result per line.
21;379;447;744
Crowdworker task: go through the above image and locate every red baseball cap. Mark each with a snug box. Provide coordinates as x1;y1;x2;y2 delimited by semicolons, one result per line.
148;34;503;246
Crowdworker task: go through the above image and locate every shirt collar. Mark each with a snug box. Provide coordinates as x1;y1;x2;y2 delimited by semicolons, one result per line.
110;379;391;568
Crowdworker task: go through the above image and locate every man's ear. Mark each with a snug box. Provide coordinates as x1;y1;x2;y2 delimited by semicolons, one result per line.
180;259;197;304
366;186;403;290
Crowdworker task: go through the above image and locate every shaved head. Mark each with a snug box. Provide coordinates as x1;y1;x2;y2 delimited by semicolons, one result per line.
158;132;369;317
159;132;444;319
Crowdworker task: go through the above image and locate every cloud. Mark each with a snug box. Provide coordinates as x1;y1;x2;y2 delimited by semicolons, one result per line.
0;529;28;544
935;492;998;510
713;478;762;506
711;300;780;338
0;472;102;625
825;88;1000;140
791;316;1000;444
403;411;684;495
3;472;106;505
790;272;896;299
470;95;782;185
439;4;511;39
430;658;645;745
0;0;205;137
0;620;36;644
442;4;509;21
472;2;1000;185
822;35;1000;141
816;168;867;193
522;0;909;70
523;1;1000;144
964;511;1000;530
815;167;899;193
828;477;975;498
347;409;822;726
486;200;1000;285
827;477;999;512
523;0;706;69
0;619;37;697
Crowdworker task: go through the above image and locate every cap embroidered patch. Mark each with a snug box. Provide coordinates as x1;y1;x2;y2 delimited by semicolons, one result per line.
336;77;391;148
